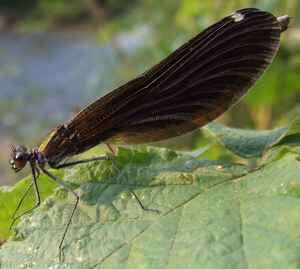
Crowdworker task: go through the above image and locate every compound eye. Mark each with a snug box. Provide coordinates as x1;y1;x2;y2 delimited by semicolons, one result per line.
9;144;29;172
15;152;25;161
11;159;27;172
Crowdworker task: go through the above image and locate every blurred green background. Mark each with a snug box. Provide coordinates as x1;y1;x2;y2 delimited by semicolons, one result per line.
0;0;299;185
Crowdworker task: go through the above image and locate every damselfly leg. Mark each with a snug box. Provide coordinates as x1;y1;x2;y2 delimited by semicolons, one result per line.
10;163;41;230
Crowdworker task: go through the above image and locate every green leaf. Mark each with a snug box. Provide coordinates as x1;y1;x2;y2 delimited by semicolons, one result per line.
0;172;59;241
206;118;300;158
0;145;300;268
273;117;300;147
262;118;300;163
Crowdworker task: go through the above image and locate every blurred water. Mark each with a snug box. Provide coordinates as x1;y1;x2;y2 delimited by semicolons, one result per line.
0;31;120;135
0;31;121;184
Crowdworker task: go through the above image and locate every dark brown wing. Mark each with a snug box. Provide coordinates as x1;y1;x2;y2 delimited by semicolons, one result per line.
41;8;287;163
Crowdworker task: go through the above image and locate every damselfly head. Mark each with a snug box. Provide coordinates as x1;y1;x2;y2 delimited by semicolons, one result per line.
10;145;29;172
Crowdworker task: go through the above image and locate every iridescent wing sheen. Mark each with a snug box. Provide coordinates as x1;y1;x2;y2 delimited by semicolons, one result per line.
41;8;287;163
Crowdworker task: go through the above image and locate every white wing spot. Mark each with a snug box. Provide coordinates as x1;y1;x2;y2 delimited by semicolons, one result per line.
231;12;244;22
